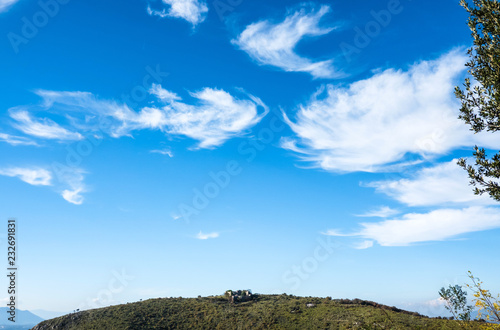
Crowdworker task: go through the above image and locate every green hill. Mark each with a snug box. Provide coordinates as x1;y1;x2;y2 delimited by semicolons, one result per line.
31;294;481;329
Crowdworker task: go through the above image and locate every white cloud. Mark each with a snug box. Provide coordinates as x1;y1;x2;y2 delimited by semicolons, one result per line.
51;165;87;205
27;85;268;149
150;86;181;103
152;85;268;148
0;167;52;186
195;231;219;240
325;207;500;247
10;109;83;141
353;240;374;249
282;49;499;172
332;160;500;249
62;188;84;205
321;229;351;237
147;0;208;26
32;90;153;138
232;5;337;79
0;0;19;13
367;159;498;206
0;132;37;146
150;148;174;157
356;206;399;218
400;298;449;318
0;164;87;204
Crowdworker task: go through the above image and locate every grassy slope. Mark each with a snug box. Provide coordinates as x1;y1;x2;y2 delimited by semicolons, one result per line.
31;295;478;329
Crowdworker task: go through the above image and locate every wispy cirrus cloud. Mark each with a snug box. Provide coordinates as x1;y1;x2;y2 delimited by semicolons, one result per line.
53;165;87;205
0;0;19;13
327;160;500;248
10;109;83;141
0;165;87;204
325;160;500;249
367;159;499;207
195;231;219;240
353;240;374;250
150;148;174;157
355;206;399;218
0;167;52;186
0;133;38;146
282;49;499;173
232;5;338;79
324;207;500;247
13;85;267;149
147;0;208;26
149;84;268;148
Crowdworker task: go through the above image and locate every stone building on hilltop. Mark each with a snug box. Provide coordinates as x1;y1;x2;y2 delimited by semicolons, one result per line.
225;289;253;303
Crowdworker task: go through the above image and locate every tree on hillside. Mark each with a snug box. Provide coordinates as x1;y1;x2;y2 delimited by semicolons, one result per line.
456;0;500;201
438;272;500;325
438;285;473;326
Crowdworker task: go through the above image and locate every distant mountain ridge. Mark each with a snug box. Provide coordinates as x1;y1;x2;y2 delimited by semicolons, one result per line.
0;307;44;330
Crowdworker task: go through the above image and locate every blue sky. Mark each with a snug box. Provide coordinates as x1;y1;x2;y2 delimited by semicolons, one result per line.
0;0;499;317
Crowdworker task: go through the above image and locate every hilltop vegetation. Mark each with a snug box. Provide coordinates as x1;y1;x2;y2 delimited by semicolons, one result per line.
31;294;483;329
